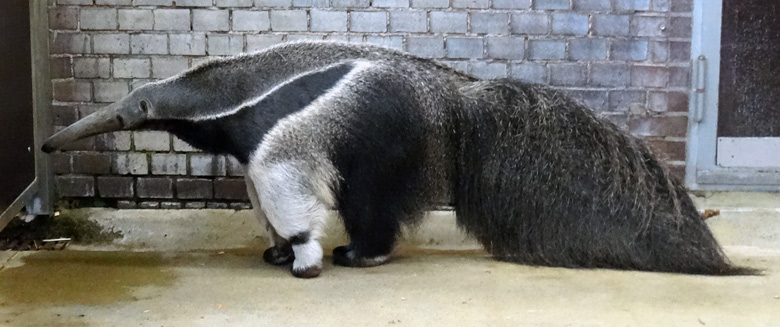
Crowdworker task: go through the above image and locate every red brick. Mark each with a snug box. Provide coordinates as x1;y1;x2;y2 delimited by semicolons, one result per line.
189;154;226;176
646;139;687;161
49;6;79;30
52;153;72;174
117;200;137;209
97;176;134;198
52;105;79;126
667;91;689;112
52;80;91;102
185;201;206;209
72;152;112;174
60;137;96;151
77;103;103;118
669;66;690;87
139;201;161;209
176;178;214;199
629;116;689;138
669;41;691;62
648;92;668;112
671;0;692;12
207;202;230;209
50;57;73;79
95;132;132;151
214;178;249;200
609;90;645;112
589;63;630;87
161;202;182;209
226;156;245;176
56;176;95;197
668;16;692;38
631;65;669;88
567;90;608;112
137;177;174;199
647;91;689;113
229;202;251;210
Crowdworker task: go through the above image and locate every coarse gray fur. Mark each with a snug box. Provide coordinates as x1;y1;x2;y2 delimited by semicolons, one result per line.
42;41;755;278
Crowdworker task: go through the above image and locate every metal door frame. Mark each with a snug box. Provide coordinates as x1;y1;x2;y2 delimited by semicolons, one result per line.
0;0;54;230
686;0;780;191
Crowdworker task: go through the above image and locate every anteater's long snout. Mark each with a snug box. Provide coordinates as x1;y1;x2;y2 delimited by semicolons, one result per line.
42;102;143;153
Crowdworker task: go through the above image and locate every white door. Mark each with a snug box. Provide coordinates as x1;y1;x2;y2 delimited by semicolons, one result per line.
687;0;780;191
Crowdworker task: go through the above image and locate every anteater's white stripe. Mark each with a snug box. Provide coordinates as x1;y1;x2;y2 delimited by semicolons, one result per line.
186;61;366;122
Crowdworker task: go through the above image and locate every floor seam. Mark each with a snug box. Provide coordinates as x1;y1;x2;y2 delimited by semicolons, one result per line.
0;252;19;272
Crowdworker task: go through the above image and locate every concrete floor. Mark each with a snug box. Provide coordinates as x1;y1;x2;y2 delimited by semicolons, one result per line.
0;248;778;326
1;192;779;326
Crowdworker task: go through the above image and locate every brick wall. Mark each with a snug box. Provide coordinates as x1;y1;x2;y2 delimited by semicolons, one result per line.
48;0;694;208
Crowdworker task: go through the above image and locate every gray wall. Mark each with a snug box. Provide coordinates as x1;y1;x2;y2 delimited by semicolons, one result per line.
48;0;693;208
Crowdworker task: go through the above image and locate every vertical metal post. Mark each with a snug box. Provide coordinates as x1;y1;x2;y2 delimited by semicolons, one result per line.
27;0;54;215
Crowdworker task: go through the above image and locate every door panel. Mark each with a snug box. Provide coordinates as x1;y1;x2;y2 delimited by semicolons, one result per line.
0;0;36;213
717;137;780;167
717;1;780;138
688;0;780;190
716;0;780;168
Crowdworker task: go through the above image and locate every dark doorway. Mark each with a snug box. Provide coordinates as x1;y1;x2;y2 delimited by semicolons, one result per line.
0;0;36;214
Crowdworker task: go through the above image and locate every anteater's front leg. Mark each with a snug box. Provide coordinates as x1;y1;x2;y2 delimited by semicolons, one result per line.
245;176;294;265
246;162;330;278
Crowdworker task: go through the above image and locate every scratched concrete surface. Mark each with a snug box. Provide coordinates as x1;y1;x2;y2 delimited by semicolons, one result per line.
1;192;779;326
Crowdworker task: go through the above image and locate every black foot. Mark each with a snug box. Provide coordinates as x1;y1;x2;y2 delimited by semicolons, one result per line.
332;245;389;267
332;245;351;263
291;265;322;279
263;245;294;265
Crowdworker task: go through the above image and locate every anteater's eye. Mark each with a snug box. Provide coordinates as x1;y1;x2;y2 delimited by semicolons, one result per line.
139;100;149;113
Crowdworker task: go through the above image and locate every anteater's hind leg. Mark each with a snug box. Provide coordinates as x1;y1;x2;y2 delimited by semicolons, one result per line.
245;176;293;265
247;162;331;278
332;159;425;268
332;199;400;267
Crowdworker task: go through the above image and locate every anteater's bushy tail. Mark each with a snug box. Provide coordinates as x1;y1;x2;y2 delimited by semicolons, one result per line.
453;80;756;275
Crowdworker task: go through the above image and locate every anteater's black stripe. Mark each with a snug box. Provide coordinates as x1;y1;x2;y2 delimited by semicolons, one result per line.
164;62;355;164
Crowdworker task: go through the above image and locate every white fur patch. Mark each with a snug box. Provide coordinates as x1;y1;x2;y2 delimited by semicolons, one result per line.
246;62;374;209
241;58;378;272
245;175;281;247
246;161;333;271
292;240;323;270
246;162;334;239
244;175;267;225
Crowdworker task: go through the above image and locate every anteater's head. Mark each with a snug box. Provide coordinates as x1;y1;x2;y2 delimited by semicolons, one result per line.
42;82;172;153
